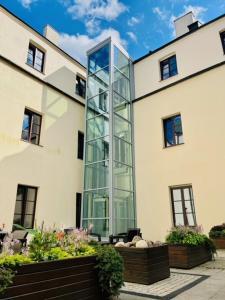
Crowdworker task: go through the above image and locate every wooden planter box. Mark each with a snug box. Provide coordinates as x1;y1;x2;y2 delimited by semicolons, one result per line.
212;238;225;249
168;245;212;269
116;245;170;285
0;255;102;300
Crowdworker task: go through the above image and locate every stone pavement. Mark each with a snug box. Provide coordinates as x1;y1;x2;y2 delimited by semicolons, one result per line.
119;250;225;300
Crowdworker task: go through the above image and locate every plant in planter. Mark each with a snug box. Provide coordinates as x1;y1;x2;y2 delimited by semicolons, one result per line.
95;245;124;299
166;226;216;269
209;223;225;249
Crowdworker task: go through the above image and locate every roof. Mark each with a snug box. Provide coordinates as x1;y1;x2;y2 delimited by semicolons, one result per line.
134;12;225;64
0;4;86;70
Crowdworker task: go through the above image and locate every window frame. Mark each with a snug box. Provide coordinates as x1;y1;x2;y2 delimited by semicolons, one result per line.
220;31;225;54
76;75;86;98
160;55;178;80
13;185;38;229
170;185;197;227
77;131;84;160
27;43;45;73
163;114;184;148
21;108;42;146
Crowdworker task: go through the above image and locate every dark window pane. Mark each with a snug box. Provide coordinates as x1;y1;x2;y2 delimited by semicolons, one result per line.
88;44;109;74
77;131;84;159
220;31;225;54
163;115;183;147
27;43;45;72
21;109;42;145
76;76;86;98
160;55;178;80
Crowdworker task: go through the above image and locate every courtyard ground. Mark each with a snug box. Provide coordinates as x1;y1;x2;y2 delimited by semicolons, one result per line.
119;250;225;300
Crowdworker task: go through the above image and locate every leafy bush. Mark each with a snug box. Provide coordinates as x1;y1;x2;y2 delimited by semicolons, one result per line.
95;245;124;298
0;254;33;269
0;268;14;295
209;223;225;239
166;226;216;254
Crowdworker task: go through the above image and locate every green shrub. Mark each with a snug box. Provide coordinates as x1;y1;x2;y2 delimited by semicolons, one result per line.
0;268;15;295
95;245;124;298
166;226;216;254
0;254;33;269
209;223;225;239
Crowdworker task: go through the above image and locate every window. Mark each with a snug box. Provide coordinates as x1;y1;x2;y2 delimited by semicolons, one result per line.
163;114;183;147
77;131;84;159
160;55;178;80
21;109;42;145
27;43;45;72
76;75;86;98
220;31;225;54
76;193;82;228
170;186;197;227
13;185;37;228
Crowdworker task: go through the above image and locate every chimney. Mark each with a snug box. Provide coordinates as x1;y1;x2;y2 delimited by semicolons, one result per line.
174;11;200;38
44;25;59;46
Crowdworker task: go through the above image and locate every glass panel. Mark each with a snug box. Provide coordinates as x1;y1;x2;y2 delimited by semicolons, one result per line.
24;215;33;228
32;124;40;135
15;201;22;214
86;114;109;140
175;213;184;226
25;201;35;215
174;201;183;213
187;213;195;226
83;219;109;237
16;187;24;201
87;92;109;118
88;44;109;74
22;114;31;140
114;114;131;142
13;215;22;226
183;188;190;200
174;115;183;144
84;161;109;190
113;68;130;101
114;219;135;235
185;201;193;214
86;137;109;163
164;118;174;146
114;162;133;191
83;189;109;218
87;67;109;99
172;189;181;201
114;100;130;120
30;134;39;145
33;114;41;125
114;137;132;165
113;190;134;220
114;46;129;78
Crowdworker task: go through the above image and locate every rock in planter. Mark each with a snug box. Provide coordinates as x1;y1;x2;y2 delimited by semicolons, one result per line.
136;240;148;248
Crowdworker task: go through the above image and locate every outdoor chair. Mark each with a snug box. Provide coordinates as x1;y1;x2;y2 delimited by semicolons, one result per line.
12;230;28;247
109;228;142;244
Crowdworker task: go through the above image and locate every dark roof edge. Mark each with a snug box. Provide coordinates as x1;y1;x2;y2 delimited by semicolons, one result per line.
134;12;225;64
0;4;86;70
0;55;85;107
133;60;225;103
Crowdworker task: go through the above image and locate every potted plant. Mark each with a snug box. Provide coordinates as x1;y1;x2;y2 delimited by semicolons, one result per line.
166;226;216;269
0;227;123;300
209;223;225;249
115;237;170;285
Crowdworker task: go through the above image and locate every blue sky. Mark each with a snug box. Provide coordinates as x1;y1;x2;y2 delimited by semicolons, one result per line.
1;0;225;64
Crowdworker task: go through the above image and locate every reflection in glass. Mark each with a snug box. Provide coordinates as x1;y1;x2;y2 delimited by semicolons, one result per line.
113;190;134;219
84;161;109;190
114;219;135;235
114;137;132;165
83;219;109;237
114;114;131;142
86;137;109;163
113;68;130;101
88;44;109;74
86;114;109;140
83;189;109;218
175;214;184;226
87;67;109;99
87;92;109;119
114;46;129;78
114;162;133;191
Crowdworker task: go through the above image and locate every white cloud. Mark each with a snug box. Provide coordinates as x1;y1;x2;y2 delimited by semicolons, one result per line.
152;7;168;21
59;28;126;65
128;16;141;26
65;0;128;34
18;0;37;8
127;31;137;43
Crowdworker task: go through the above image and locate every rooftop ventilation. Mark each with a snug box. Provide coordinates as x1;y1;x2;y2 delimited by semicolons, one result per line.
44;25;59;46
174;11;200;38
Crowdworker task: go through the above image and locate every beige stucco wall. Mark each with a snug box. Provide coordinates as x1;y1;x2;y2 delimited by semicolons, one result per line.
0;7;86;103
134;17;225;98
134;64;225;241
0;59;85;231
